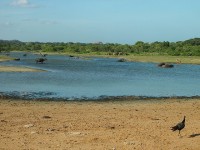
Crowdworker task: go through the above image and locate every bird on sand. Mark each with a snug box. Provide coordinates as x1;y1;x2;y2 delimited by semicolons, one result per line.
171;116;186;136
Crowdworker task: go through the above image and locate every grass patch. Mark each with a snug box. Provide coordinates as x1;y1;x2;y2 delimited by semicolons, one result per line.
124;55;200;64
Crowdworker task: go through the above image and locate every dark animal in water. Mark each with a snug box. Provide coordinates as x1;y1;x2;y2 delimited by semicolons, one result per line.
171;116;185;136
163;64;174;68
158;62;166;67
158;62;174;68
117;58;127;62
35;58;47;64
14;58;20;61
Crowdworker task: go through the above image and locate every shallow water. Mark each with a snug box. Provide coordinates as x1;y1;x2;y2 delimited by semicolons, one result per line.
0;52;200;100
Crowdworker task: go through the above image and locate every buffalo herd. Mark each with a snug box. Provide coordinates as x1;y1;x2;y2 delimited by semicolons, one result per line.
35;58;47;64
10;53;175;68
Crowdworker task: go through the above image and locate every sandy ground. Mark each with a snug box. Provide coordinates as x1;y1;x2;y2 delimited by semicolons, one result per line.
0;57;44;72
0;66;45;72
0;98;200;150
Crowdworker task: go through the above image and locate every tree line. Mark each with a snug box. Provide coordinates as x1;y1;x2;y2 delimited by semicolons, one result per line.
0;38;200;56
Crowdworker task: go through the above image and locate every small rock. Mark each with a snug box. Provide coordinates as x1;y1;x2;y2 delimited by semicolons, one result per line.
63;125;68;128
1;120;7;123
124;140;141;146
42;116;51;119
24;124;34;128
31;131;37;134
46;128;56;132
106;126;115;129
66;132;83;136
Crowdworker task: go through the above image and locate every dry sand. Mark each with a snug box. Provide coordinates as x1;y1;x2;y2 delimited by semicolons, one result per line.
0;66;45;72
0;98;199;150
0;57;44;72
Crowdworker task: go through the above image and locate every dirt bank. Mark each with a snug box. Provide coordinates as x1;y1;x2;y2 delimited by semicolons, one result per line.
0;98;199;149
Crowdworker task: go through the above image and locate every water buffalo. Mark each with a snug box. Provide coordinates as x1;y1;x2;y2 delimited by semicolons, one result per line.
157;62;174;68
14;58;20;61
118;58;127;62
157;62;166;67
35;58;47;64
163;64;174;68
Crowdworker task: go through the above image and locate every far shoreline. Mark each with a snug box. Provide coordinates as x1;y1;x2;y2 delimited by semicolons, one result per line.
38;52;200;65
1;51;200;64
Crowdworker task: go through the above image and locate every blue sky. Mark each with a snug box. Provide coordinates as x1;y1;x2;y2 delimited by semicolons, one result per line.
0;0;200;44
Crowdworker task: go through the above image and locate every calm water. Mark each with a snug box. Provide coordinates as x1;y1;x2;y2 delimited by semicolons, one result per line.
0;52;200;100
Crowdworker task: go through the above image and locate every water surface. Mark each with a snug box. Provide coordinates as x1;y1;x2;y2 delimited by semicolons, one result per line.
0;52;200;100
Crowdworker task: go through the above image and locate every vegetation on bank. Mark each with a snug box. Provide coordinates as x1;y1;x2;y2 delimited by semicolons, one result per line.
0;38;200;64
1;38;200;56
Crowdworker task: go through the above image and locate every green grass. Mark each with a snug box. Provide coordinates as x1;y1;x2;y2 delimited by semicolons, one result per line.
123;55;200;64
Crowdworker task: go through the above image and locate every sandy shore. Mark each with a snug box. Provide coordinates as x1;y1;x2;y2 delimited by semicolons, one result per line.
0;55;45;72
0;66;45;72
0;98;199;150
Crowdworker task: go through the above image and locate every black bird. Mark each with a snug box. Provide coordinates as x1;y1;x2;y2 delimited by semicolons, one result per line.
171;116;186;136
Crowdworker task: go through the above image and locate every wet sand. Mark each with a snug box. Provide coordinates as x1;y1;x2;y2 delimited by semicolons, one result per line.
0;98;199;150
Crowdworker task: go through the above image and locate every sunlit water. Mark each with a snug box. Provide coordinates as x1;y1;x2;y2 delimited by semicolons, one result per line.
0;52;200;100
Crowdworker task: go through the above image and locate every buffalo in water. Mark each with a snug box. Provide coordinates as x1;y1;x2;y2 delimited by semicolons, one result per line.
35;58;47;64
14;58;20;61
117;58;127;62
158;62;174;68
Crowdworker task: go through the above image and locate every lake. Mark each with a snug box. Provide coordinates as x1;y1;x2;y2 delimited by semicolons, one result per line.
0;52;200;100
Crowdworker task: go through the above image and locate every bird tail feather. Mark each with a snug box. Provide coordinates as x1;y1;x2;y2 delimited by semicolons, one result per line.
171;126;178;131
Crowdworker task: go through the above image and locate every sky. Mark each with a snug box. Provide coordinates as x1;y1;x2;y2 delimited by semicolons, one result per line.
0;0;200;44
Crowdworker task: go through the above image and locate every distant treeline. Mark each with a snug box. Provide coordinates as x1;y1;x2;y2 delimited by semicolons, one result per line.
0;38;200;56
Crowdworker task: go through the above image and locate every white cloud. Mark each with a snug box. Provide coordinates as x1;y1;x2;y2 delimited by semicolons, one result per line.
11;0;37;8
